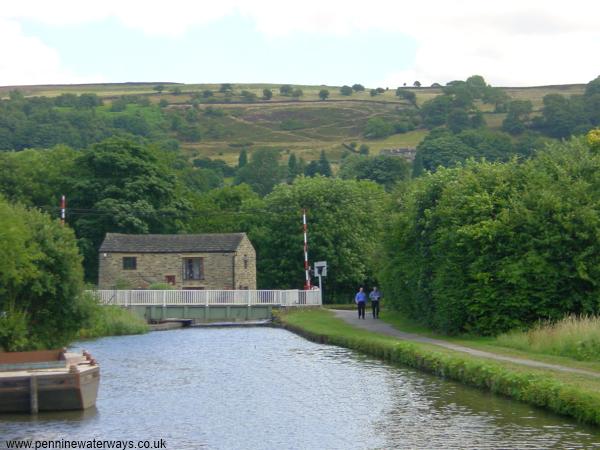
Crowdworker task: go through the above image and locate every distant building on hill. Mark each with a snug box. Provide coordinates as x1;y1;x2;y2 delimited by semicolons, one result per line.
379;147;416;162
98;233;256;290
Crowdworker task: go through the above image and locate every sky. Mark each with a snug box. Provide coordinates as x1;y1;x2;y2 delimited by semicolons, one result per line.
0;0;598;88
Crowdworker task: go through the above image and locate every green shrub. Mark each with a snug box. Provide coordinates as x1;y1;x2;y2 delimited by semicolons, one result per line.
0;308;30;351
78;294;148;339
382;137;600;335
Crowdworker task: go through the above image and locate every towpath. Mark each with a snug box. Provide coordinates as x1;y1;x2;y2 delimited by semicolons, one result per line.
332;309;600;378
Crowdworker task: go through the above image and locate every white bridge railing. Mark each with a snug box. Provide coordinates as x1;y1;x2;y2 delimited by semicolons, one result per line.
88;289;322;307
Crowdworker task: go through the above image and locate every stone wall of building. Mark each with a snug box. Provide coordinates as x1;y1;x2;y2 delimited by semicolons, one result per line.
98;252;236;290
233;235;257;290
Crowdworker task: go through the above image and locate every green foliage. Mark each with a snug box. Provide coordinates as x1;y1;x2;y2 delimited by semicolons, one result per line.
340;85;353;96
413;128;521;176
69;137;184;280
0;197;85;350
253;177;386;301
235;148;285;196
279;84;293;96
395;88;417;106
183;184;262;233
338;154;410;190
262;89;273;100
383;138;600;335
238;148;248;168
78;297;148;339
502;100;533;135
318;89;330;101
364;117;394;139
0;309;30;351
352;84;365;92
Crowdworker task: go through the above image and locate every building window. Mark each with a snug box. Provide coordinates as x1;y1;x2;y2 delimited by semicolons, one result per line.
123;257;137;270
165;275;176;285
183;258;204;280
243;255;249;269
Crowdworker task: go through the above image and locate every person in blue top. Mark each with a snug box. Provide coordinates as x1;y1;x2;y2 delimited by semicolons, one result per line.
369;286;382;319
355;287;367;319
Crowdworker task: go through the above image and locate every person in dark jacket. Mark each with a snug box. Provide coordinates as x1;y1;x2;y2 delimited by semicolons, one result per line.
355;287;367;319
369;287;381;319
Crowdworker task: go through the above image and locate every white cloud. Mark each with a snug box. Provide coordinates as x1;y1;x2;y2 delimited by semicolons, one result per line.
0;0;598;86
0;19;103;86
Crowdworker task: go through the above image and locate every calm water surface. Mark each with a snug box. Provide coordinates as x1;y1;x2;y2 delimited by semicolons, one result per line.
2;327;600;449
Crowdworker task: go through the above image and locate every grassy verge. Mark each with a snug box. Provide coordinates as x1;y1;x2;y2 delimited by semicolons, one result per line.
496;315;600;362
277;308;600;425
377;309;600;373
78;305;148;339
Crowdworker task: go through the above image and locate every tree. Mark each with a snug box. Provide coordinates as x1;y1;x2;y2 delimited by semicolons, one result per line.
291;88;303;99
153;84;165;94
235;148;285;196
364;117;394;139
287;153;300;182
219;83;234;93
171;86;182;95
318;89;330;101
262;89;273;100
280;84;293;96
359;144;370;155
382;137;600;335
0;197;85;350
352;84;365;92
413;80;421;88
202;90;213;98
340;85;353;96
339;154;409;190
183;184;262;234
502;100;533;134
420;95;453;128
446;108;470;133
318;150;332;177
241;90;257;102
238;148;248;168
396;88;417;107
252;177;387;301
370;89;378;97
68;137;184;280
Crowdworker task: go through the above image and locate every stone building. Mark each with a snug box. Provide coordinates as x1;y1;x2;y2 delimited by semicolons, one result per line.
98;233;256;290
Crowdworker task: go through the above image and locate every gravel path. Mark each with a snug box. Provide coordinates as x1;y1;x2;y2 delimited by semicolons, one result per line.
332;309;600;378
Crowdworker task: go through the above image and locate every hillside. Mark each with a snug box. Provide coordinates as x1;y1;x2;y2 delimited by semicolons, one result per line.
0;81;587;167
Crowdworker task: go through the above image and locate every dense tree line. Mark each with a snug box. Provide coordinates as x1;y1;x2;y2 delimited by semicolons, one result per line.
381;134;600;335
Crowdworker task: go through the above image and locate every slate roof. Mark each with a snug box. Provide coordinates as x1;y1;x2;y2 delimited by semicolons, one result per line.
99;233;246;253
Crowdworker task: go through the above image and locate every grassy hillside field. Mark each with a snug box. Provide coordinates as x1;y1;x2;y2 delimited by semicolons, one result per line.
0;82;586;166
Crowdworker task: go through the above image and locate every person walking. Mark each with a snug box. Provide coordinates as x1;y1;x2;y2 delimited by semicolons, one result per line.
369;286;381;319
355;287;367;319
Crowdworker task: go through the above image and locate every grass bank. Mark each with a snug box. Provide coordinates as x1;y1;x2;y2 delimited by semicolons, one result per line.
78;305;148;339
277;308;600;426
496;315;600;362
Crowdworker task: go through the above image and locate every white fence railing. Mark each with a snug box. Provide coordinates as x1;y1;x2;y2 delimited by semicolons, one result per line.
88;289;322;307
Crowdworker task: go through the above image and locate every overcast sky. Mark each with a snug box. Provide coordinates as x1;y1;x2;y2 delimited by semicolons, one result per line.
1;0;598;88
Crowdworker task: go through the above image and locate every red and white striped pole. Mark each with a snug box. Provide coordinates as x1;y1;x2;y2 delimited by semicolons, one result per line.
303;208;311;290
60;195;66;225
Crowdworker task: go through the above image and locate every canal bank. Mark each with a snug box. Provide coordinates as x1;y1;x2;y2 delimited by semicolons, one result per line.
277;308;600;426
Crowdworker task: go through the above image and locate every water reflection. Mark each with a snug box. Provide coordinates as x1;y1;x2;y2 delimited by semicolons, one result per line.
1;327;599;449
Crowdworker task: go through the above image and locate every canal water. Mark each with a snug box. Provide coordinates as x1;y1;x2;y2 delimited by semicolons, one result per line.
2;327;600;449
